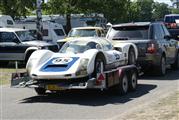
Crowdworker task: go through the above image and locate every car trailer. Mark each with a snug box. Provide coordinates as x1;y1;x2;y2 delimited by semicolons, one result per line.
11;65;138;95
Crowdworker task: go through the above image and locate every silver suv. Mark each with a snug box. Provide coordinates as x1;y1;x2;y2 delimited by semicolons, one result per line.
0;28;59;65
106;22;179;75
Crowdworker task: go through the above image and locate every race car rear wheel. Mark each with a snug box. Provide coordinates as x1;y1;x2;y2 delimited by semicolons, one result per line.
128;47;136;65
34;87;46;95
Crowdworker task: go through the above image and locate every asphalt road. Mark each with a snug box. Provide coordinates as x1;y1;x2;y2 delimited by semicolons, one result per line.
1;70;179;120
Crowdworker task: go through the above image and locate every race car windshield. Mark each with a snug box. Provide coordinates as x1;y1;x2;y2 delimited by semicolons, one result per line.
15;30;36;41
68;29;97;37
60;41;99;53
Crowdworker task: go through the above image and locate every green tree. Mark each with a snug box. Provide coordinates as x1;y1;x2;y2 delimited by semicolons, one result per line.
87;0;129;23
0;0;36;19
136;0;154;21
46;0;130;32
46;0;84;33
127;1;141;22
152;2;170;21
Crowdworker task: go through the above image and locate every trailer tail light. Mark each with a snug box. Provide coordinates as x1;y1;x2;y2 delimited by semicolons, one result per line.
147;42;157;54
96;73;105;85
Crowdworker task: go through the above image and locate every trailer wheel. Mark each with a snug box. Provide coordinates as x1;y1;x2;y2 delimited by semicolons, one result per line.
34;87;46;95
116;73;129;95
128;71;137;91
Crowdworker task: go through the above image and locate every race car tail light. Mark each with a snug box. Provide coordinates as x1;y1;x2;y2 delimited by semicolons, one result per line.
147;42;157;54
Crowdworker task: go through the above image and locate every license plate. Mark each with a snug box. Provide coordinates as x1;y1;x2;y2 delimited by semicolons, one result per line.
46;85;65;91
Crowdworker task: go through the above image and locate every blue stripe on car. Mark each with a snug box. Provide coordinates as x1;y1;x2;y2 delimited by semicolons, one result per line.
40;57;79;72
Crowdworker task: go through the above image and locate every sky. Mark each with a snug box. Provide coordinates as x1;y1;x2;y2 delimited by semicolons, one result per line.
155;0;172;5
44;0;173;6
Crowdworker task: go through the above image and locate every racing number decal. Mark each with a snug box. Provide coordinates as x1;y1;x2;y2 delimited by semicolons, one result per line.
52;58;73;64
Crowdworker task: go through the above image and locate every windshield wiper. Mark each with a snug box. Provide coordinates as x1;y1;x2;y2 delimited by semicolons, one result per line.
112;37;129;40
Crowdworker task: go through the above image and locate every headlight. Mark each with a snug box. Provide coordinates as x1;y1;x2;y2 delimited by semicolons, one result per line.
75;58;89;76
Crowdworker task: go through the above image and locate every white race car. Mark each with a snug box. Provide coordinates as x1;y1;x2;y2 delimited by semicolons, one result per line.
26;37;138;94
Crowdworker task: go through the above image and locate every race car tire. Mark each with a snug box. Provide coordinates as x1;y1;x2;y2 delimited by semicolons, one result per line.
128;70;137;91
128;47;136;65
34;87;46;95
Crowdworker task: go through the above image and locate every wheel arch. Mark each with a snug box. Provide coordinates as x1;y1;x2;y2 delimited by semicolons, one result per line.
95;51;107;65
24;47;39;61
129;44;138;60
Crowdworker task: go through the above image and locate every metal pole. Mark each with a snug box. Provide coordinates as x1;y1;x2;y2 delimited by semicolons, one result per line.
36;0;43;40
15;61;18;73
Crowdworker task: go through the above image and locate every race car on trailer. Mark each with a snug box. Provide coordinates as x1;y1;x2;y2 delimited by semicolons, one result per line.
11;37;138;95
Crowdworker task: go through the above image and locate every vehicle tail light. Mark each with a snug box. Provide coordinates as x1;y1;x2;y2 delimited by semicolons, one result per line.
165;23;177;29
147;42;157;54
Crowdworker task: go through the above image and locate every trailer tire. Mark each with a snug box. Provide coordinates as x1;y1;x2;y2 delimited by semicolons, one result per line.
35;87;46;95
112;73;129;95
128;70;137;91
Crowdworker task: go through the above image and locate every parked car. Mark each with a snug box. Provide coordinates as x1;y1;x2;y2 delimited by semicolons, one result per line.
106;22;179;75
0;28;59;65
57;27;106;48
164;14;179;41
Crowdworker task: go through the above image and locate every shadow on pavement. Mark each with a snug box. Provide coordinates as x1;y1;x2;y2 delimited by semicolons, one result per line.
19;84;157;106
141;69;179;81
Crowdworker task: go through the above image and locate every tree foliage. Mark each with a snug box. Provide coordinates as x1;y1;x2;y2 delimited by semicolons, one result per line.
0;0;36;19
152;2;170;21
0;0;173;30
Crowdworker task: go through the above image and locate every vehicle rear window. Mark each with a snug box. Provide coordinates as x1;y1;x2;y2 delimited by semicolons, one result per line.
7;20;14;25
165;16;179;23
107;26;149;40
54;29;65;36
